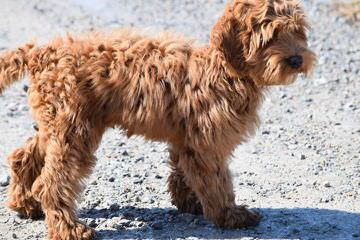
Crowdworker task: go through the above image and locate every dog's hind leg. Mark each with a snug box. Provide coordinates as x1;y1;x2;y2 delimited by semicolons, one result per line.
7;134;45;219
31;122;104;240
168;145;203;215
177;147;261;228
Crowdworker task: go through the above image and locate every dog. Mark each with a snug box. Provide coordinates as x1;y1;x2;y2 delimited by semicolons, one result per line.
0;0;316;239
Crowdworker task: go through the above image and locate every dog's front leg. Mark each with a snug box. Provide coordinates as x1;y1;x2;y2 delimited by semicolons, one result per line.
177;147;260;228
168;145;203;215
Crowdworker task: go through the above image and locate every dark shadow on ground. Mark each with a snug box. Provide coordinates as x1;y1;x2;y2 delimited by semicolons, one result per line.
79;206;360;239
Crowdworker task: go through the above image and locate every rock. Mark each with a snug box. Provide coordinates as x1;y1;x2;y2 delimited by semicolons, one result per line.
115;218;131;229
143;195;155;204
324;181;331;188
32;124;39;131
88;219;98;228
352;233;360;238
133;179;143;184
109;203;120;212
262;130;270;135
135;157;144;163
300;154;306;160
150;220;163;230
0;172;10;187
23;85;29;92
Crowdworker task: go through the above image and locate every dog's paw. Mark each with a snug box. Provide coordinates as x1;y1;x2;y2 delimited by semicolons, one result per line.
49;221;95;240
176;199;203;215
8;197;44;220
172;192;203;215
219;205;261;229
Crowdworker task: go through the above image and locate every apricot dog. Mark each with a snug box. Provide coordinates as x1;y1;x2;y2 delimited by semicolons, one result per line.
0;0;315;239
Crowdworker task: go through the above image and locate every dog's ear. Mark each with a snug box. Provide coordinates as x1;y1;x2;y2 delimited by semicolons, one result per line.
210;0;268;74
233;0;270;62
210;4;245;76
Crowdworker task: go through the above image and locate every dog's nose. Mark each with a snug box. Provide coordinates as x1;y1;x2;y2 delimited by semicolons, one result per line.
286;55;303;69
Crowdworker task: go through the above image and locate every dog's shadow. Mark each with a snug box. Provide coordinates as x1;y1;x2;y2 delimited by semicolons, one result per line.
79;206;360;239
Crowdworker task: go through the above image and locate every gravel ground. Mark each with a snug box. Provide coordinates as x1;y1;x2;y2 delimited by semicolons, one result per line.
0;0;359;239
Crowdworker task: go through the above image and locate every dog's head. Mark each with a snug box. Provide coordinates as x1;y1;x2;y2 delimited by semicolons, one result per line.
211;0;316;86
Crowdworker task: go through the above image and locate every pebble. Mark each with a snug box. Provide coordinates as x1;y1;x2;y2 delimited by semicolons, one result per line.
352;233;360;238
109;203;120;212
23;85;29;93
262;130;270;135
116;218;131;229
150;220;163;230
88;219;98;228
32;124;39;131
324;181;331;188
0;172;10;187
133;179;143;184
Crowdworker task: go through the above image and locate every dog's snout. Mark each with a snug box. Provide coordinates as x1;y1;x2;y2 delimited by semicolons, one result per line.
286;55;303;69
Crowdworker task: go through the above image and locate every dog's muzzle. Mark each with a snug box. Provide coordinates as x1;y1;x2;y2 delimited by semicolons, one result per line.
286;55;303;69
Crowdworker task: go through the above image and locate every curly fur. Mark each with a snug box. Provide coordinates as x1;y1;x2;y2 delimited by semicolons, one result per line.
0;0;315;239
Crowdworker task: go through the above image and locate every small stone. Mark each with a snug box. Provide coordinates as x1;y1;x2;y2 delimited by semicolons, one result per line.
108;177;115;182
117;218;131;228
352;233;360;238
150;220;163;230
143;196;155;203
109;203;120;212
133;179;143;184
88;219;98;228
135;157;144;163
300;154;306;160
122;151;129;156
155;174;163;179
32;124;39;131
324;181;331;188
262;130;270;135
12;233;17;239
23;85;29;93
134;221;144;227
192;218;200;225
122;211;134;220
0;173;10;187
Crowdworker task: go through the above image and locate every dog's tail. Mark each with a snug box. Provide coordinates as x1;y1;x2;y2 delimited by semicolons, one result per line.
0;43;35;95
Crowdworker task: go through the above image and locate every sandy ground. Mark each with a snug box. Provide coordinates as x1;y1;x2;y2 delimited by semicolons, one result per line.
0;0;359;239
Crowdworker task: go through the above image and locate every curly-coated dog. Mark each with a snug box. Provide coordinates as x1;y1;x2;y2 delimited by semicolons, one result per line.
0;0;315;239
